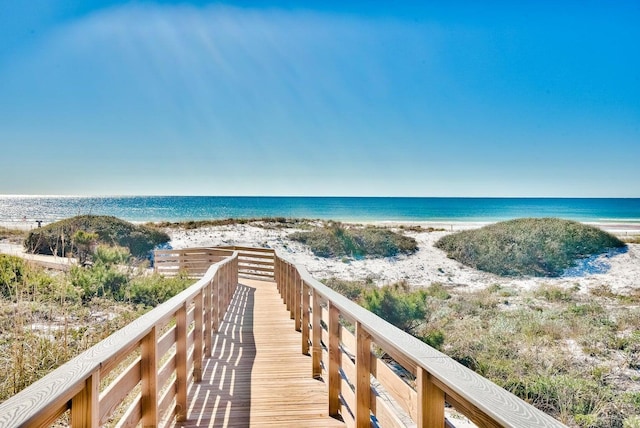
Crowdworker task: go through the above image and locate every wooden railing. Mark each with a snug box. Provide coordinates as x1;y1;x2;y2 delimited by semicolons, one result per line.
154;247;234;277
0;251;239;427
0;245;566;428
274;253;567;428
218;246;275;279
157;246;275;280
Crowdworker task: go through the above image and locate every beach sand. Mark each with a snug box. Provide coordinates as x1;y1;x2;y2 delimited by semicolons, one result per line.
167;221;640;295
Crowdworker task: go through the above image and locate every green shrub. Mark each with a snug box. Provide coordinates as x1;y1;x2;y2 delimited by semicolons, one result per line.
289;222;417;258
70;263;129;301
93;245;131;265
361;282;428;335
534;284;577;302
24;215;169;258
0;255;25;299
126;273;192;307
322;277;374;300
435;218;625;277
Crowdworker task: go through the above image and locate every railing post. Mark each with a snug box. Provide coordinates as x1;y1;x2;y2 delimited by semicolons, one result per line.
194;290;204;382
213;275;220;333
355;322;372;427
289;264;295;319
205;280;212;357
176;303;188;422
233;254;238;289
141;326;158;427
417;367;445;428
279;259;284;295
328;301;341;417
294;269;302;331
71;371;99;427
302;282;310;355
312;289;322;379
284;263;290;312
220;267;227;319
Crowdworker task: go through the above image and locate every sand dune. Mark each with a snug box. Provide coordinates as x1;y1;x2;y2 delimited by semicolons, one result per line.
168;221;640;295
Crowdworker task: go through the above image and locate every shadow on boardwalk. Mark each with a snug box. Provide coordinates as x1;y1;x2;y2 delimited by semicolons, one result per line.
175;279;344;428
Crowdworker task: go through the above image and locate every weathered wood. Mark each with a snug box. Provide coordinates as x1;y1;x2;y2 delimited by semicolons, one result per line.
141;327;158;427
372;356;418;421
71;370;99;427
204;281;212;357
355;322;371;427
99;358;141;425
294;269;302;332
194;290;204;382
302;282;310;355
312;289;323;379
370;387;405;428
328;302;341;417
114;393;141;428
175;303;188;422
418;367;445;428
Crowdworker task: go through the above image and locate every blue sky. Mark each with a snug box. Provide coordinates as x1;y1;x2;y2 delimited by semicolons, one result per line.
0;1;638;197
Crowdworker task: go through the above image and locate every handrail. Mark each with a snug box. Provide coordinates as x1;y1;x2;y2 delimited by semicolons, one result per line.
0;245;568;427
274;252;567;428
158;246;275;280
0;251;239;427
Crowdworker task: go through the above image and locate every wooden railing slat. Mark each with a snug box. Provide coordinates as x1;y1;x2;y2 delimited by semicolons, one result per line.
99;357;141;424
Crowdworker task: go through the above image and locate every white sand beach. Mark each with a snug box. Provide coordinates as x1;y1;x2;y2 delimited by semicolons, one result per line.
168;221;640;295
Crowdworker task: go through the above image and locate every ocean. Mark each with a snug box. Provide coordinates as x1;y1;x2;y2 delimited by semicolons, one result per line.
1;196;639;226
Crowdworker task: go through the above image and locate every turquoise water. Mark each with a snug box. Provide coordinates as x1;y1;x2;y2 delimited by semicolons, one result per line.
1;196;639;225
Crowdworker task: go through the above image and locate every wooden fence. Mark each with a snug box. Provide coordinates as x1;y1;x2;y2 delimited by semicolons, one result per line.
275;253;566;428
0;251;238;427
154;247;234;277
156;246;275;280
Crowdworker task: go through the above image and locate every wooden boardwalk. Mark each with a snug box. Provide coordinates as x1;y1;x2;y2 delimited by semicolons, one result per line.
173;279;345;428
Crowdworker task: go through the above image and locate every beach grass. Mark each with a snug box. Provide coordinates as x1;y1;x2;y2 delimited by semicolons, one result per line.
322;276;640;427
0;226;26;242
24;215;170;258
289;221;418;258
150;217;313;229
434;218;626;277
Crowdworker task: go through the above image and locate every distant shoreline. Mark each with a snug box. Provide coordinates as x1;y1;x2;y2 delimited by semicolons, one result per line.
1;195;639;226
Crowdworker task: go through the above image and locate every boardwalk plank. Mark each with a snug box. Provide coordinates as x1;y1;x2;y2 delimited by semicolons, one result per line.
173;279;345;428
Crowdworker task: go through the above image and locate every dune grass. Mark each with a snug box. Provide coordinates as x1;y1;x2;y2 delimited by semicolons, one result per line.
151;217;312;230
434;218;626;277
24;215;169;258
322;276;640;427
0;226;25;242
289;221;418;258
0;251;193;402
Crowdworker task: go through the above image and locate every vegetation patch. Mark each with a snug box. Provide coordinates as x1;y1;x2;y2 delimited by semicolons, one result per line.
289;222;417;258
151;217;312;230
0;226;25;242
0;248;193;401
323;276;640;427
434;218;625;277
24;215;169;258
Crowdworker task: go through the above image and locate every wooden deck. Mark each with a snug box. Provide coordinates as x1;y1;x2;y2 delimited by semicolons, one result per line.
173;278;345;428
